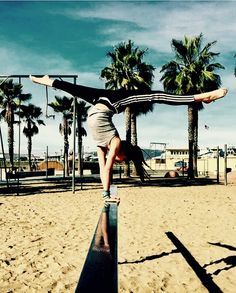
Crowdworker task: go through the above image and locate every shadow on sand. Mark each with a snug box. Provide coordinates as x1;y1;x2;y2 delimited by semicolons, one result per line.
0;176;218;196
203;242;236;276
119;232;234;293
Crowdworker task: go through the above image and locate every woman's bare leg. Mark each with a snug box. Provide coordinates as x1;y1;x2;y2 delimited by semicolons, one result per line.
97;146;107;188
97;143;120;202
101;136;121;202
194;88;228;103
29;75;54;87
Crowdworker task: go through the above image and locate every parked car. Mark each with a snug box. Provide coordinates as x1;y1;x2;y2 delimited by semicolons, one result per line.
174;161;188;172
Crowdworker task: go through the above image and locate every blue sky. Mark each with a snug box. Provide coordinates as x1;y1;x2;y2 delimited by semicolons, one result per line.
0;0;236;156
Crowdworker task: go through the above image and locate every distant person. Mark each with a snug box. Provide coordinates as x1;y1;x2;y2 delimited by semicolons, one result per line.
30;75;228;202
68;151;73;174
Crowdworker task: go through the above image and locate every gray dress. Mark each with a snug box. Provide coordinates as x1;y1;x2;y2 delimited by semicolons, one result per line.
87;106;119;147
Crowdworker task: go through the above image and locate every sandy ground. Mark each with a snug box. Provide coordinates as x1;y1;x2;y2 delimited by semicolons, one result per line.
0;180;236;293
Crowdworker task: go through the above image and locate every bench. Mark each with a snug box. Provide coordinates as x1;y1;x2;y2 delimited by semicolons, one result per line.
6;168;55;179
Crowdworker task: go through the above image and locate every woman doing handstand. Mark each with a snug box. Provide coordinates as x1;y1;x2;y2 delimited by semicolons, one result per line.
30;75;227;202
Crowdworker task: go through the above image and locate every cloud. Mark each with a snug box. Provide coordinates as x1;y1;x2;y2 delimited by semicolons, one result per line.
62;2;236;53
0;43;73;76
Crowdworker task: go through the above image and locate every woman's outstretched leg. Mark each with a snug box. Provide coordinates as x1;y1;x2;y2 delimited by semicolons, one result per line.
29;75;54;87
194;88;228;103
30;75;228;105
30;74;112;102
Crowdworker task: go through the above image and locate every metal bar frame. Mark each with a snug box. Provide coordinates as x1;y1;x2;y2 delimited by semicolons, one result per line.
0;74;78;193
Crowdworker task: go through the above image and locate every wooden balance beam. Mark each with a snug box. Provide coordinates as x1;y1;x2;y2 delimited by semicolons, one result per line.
75;202;118;293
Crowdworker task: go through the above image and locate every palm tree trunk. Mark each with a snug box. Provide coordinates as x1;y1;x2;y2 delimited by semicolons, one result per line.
78;137;83;176
28;136;32;171
77;114;83;176
188;105;194;179
124;106;131;177
8;120;14;170
131;111;138;176
193;107;198;177
131;111;137;146
65;141;69;176
64;119;69;177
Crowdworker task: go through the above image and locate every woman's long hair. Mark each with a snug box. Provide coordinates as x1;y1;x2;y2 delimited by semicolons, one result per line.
121;140;150;182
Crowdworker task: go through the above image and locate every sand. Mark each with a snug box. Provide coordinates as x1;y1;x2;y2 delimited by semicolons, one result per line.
0;181;236;293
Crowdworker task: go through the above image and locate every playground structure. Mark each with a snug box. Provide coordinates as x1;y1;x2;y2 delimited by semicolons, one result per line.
149;142;167;170
0;74;233;194
0;74;79;193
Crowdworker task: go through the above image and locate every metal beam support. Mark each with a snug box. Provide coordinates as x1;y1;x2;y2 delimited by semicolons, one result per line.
0;75;78;79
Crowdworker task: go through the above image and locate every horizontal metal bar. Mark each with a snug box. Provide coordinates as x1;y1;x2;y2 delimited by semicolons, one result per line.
0;75;78;78
75;203;118;293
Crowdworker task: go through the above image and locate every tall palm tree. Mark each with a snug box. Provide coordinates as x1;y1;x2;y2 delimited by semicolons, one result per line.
160;34;224;178
0;79;31;169
101;40;155;176
76;100;90;176
20;103;45;171
49;95;73;177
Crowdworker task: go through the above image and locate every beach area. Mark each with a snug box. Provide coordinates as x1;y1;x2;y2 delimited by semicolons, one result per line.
0;179;236;293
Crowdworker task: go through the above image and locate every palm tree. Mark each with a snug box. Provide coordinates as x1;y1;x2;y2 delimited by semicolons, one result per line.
0;79;31;169
76;100;90;176
20;103;45;171
101;40;155;176
160;34;224;178
49;95;73;177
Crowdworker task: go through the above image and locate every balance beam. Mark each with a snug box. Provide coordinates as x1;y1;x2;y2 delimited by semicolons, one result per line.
75;203;118;293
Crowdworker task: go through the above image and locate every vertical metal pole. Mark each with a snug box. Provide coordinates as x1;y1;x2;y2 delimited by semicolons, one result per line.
18;77;21;170
72;77;77;193
17;77;21;196
164;143;167;170
224;144;227;186
0;126;9;188
203;159;205;177
46;146;48;178
206;157;209;177
80;144;83;190
216;146;219;184
63;147;65;178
